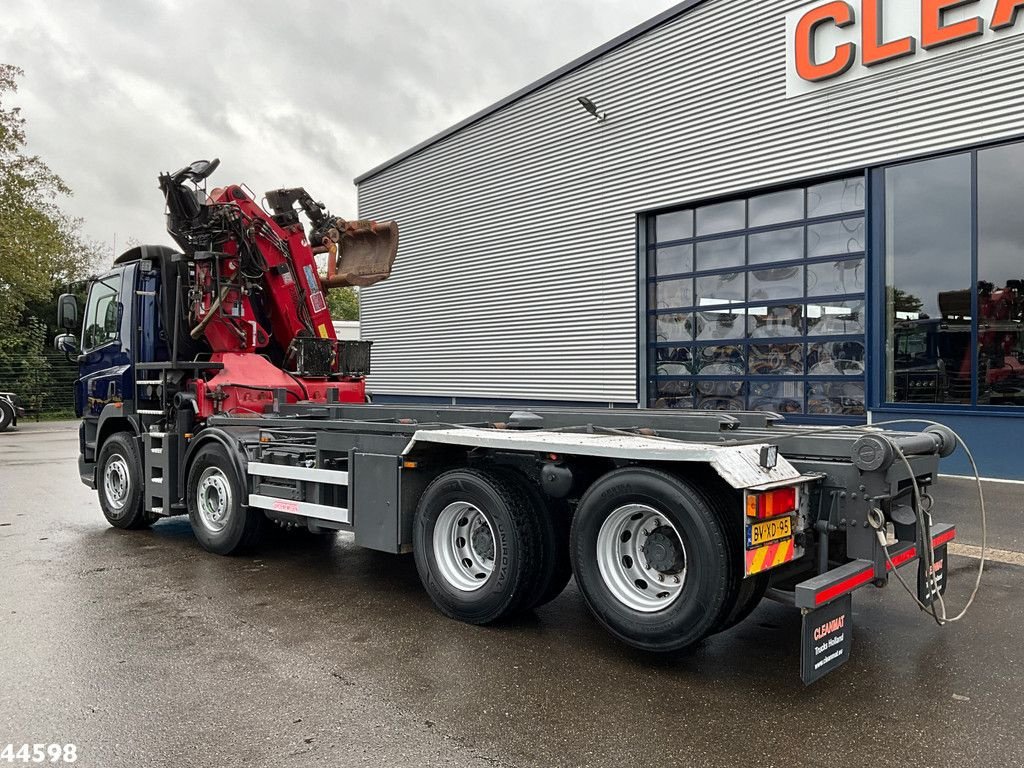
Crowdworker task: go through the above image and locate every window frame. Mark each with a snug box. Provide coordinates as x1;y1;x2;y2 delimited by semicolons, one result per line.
640;173;868;420
81;272;123;353
873;135;1024;415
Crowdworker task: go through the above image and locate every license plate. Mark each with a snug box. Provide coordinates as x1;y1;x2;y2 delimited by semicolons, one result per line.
747;516;793;548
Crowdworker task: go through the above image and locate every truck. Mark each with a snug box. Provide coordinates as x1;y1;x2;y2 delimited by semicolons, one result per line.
57;160;960;683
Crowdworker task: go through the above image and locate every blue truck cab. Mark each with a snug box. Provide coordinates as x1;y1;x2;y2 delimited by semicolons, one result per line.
59;249;167;489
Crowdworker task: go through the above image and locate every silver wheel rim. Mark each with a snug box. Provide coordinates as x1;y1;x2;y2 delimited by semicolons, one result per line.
596;504;688;613
432;502;496;592
103;453;131;516
196;466;232;534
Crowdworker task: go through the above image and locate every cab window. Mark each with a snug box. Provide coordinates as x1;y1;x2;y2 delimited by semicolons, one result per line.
82;274;122;351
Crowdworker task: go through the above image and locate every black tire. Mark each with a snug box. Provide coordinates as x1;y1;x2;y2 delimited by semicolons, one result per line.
686;476;768;634
717;573;770;633
496;469;573;610
96;431;152;530
694;479;749;636
569;467;737;653
413;468;541;625
0;400;14;433
186;443;265;555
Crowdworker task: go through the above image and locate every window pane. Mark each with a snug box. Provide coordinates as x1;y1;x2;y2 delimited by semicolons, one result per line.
807;177;864;218
694;308;746;341
654;244;693;276
807;340;865;376
83;275;121;350
652;313;692;342
695;344;745;376
651;393;694;410
749;266;804;302
808;217;865;258
808;380;865;415
749;189;804;227
696;273;744;305
652;278;693;310
748;304;803;338
748;226;803;265
885;153;973;404
749;344;804;375
977;142;1024;407
695;379;746;410
750;381;804;414
696;200;745;236
653;379;692;397
807;258;864;297
696;236;744;271
806;299;864;336
654;346;694;377
656;210;693;243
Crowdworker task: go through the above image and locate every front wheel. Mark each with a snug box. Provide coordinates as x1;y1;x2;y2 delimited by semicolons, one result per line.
186;443;264;554
570;467;738;652
97;431;152;529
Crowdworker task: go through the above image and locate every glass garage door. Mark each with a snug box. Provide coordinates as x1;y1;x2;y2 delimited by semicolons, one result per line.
645;176;867;418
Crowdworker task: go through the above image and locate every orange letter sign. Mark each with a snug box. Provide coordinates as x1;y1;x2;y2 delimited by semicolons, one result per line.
922;0;984;49
862;0;917;66
795;1;858;82
991;0;1024;29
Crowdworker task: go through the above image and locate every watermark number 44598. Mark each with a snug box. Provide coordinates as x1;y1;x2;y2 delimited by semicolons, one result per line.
0;745;77;763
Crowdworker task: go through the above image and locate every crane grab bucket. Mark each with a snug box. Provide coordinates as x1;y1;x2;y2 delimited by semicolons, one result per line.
322;219;399;289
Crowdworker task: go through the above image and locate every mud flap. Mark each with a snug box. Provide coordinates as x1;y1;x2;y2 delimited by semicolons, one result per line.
918;544;948;607
800;593;853;684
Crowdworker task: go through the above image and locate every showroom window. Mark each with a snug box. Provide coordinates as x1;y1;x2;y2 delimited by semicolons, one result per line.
645;175;867;417
884;141;1024;408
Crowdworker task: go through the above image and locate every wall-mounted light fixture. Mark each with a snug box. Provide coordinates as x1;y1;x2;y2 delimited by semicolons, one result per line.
576;96;606;122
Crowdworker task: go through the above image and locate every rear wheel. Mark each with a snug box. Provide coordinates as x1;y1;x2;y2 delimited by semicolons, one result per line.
717;573;769;633
97;432;152;529
495;469;573;610
186;443;265;554
570;467;737;652
413;468;541;625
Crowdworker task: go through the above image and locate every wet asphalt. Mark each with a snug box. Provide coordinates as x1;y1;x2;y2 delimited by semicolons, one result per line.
1;421;1022;768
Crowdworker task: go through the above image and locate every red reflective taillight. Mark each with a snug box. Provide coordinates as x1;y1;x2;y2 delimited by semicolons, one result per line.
746;486;797;519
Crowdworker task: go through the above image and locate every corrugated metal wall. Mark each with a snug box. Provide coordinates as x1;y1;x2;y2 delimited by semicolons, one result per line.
356;0;1024;403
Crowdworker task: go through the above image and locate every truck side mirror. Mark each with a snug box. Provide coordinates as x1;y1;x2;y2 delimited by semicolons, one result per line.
53;333;79;360
57;293;79;331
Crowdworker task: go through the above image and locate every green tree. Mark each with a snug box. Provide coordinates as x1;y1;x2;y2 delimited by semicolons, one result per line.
327;286;359;321
0;64;100;413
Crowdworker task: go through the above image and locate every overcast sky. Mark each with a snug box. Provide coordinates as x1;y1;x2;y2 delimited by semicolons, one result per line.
2;0;677;259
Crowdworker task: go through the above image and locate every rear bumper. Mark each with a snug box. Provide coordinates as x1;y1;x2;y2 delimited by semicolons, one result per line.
794;524;956;609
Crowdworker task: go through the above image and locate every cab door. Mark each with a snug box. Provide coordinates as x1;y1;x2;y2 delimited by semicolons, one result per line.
77;267;132;421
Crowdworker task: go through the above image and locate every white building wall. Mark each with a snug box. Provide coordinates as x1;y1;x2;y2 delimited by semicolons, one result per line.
357;0;1024;402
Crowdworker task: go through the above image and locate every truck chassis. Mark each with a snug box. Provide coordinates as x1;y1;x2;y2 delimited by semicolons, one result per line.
80;392;957;682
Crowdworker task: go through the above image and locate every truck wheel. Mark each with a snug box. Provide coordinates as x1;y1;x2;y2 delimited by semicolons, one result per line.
413;468;540;625
97;432;151;530
716;574;769;633
0;400;14;433
695;479;753;636
496;469;573;610
186;443;265;555
570;467;736;653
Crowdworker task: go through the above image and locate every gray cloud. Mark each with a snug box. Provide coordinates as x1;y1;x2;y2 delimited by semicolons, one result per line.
2;0;677;258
